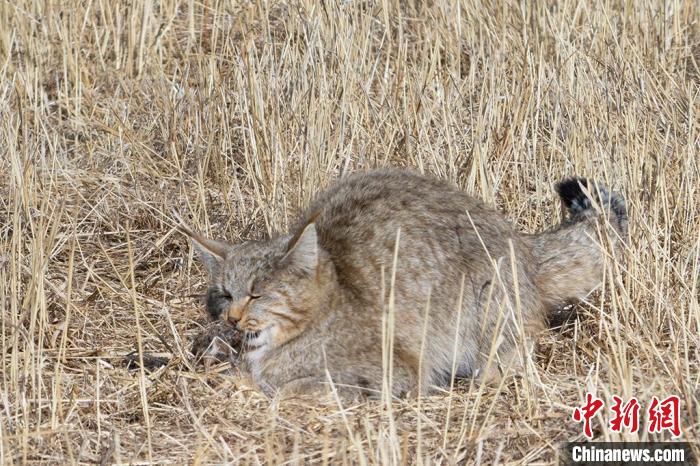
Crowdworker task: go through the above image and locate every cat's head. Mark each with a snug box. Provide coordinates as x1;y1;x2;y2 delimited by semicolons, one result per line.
177;216;333;352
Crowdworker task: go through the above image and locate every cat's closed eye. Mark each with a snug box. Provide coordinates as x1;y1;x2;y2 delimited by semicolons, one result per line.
247;279;262;300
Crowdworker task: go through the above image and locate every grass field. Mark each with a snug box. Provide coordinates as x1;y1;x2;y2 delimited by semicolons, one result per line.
1;0;698;464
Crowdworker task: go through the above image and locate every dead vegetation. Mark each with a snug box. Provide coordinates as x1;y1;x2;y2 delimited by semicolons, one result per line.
1;0;698;464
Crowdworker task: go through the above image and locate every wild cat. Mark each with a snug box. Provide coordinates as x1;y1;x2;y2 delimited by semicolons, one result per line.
176;169;627;397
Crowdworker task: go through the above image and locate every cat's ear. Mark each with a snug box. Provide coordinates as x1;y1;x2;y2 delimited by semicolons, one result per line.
282;222;318;274
190;236;231;276
173;211;230;276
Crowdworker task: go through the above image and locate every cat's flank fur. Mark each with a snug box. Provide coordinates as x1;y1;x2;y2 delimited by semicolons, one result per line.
178;169;627;398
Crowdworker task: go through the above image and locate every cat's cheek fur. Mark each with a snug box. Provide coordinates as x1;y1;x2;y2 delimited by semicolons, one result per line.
268;325;283;346
268;321;301;348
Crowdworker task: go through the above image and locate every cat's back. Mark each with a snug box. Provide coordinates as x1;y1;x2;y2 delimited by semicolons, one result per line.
306;169;474;222
299;169;519;292
304;169;506;238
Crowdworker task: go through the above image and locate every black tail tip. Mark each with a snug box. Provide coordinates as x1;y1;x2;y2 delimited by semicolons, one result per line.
555;177;628;236
555;177;590;213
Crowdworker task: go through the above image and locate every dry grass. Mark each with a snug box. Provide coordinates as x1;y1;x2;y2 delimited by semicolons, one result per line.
1;0;699;464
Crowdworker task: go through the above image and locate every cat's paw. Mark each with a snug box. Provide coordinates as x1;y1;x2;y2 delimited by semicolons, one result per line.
190;320;244;367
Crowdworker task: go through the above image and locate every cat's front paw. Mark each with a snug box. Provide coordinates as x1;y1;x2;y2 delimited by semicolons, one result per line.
190;320;244;367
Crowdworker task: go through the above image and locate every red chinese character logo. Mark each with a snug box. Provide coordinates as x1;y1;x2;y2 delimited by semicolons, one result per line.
609;395;640;433
573;393;604;438
647;395;681;437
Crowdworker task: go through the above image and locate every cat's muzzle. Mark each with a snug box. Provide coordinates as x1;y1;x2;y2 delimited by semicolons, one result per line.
244;330;263;347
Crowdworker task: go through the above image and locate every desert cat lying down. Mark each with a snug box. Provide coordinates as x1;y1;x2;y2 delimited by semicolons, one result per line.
177;169;626;397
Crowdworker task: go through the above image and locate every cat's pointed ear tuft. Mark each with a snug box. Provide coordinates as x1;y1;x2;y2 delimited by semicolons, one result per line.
282;222;318;274
172;210;230;276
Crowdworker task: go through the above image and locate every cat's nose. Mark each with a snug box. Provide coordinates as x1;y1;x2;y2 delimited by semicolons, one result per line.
225;299;247;325
226;313;240;326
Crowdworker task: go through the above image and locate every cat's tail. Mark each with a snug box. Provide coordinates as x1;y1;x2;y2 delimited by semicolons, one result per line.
531;178;627;315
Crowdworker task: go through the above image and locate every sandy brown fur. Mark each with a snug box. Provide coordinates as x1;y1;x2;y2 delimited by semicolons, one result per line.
180;169;626;398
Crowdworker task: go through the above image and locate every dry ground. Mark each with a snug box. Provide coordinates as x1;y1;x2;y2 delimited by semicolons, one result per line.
1;0;699;464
